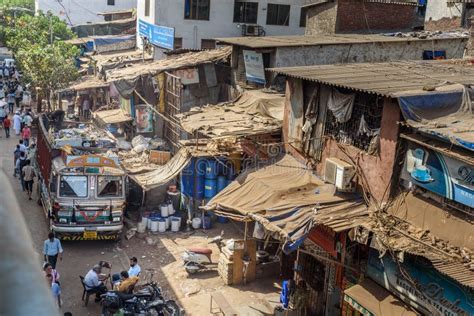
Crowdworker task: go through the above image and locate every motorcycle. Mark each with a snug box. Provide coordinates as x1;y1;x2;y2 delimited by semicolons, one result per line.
182;231;225;274
100;282;182;316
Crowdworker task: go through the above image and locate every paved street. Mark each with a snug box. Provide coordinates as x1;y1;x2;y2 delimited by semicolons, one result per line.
0;129;130;315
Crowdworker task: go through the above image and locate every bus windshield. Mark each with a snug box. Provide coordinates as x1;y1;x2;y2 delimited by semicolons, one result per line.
97;176;123;198
59;176;88;198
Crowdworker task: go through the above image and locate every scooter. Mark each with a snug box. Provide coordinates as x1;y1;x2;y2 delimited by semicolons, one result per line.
182;231;225;274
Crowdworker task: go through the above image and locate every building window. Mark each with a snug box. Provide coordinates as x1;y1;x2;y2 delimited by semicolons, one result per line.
184;0;210;21
107;0;115;6
201;39;216;49
174;37;183;50
145;0;150;17
266;3;290;26
300;7;307;27
233;1;258;24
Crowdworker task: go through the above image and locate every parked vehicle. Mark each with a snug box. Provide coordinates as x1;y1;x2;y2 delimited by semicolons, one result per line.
35;113;126;240
100;282;182;316
182;231;225;274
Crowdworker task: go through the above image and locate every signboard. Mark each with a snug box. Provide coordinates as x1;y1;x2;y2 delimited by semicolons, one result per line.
138;19;174;50
174;68;199;85
135;105;154;133
243;50;266;85
367;249;474;316
401;143;474;208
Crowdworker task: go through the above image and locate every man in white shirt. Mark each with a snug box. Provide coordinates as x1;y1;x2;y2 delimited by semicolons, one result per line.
84;265;108;302
128;257;141;277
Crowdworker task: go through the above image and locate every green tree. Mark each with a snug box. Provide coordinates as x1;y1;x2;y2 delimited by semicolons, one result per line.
0;0;34;11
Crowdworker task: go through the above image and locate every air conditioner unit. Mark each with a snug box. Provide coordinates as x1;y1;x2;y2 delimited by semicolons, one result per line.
324;158;355;192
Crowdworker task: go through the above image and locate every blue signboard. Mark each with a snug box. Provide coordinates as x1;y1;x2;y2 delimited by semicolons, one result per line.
402;143;474;208
138;19;174;50
367;249;474;316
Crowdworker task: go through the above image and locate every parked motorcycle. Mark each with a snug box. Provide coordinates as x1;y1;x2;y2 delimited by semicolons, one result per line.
182;231;225;274
100;282;182;316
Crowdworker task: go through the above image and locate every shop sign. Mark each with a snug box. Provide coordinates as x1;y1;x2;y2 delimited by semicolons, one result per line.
243;50;266;85
138;19;174;50
343;295;374;316
174;68;199;85
308;225;337;258
402;143;474;208
135;105;154;133
367;249;474;316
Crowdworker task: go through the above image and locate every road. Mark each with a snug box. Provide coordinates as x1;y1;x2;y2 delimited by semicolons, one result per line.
0;128;130;315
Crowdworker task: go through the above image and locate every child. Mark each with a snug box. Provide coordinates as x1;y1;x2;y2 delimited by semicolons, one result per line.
22;125;31;147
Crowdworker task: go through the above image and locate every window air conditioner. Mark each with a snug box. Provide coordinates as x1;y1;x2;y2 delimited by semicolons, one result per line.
324;158;355;192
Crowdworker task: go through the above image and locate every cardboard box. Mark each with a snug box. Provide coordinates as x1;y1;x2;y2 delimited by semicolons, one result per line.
149;150;171;165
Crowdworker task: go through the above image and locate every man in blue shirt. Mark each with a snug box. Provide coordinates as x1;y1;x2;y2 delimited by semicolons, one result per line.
43;232;63;269
128;257;141;277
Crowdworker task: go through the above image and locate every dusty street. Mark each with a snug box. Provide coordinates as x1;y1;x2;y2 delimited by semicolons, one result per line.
0;129;282;316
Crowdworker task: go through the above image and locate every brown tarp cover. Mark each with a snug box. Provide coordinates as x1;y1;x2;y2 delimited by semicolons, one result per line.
63;75;109;91
93;108;133;125
204;155;367;243
130;148;191;191
177;90;285;138
344;279;419;316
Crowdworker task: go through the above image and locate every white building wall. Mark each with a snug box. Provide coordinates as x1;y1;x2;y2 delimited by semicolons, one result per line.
425;2;463;23
36;0;137;26
137;0;306;53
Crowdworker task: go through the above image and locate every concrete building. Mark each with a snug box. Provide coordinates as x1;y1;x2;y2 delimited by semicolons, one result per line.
34;0;136;25
304;0;422;35
424;1;474;31
136;0;307;56
216;33;468;87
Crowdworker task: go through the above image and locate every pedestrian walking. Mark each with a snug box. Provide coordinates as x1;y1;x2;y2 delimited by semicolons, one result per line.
17;151;27;191
3;116;11;138
22;125;31;147
3;67;9;79
13;145;21;176
13;111;21;135
43;262;60;284
15;84;22;108
43;232;63;269
7;91;15;113
22;160;35;200
45;273;62;308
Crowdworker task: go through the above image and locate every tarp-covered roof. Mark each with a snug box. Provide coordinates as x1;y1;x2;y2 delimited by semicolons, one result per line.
62;75;109;91
92;108;133;125
204;155;368;251
105;46;231;83
344;279;419;316
177;90;285;138
92;49;153;74
399;86;474;151
130;148;191;191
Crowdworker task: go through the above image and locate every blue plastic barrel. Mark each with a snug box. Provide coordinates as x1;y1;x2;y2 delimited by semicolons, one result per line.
205;159;218;179
217;215;229;223
202;215;212;229
217;176;227;192
195;174;205;199
181;159;195;197
227;179;233;187
204;178;217;199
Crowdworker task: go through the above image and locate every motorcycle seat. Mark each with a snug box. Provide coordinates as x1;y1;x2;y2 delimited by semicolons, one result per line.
115;292;151;301
187;247;212;255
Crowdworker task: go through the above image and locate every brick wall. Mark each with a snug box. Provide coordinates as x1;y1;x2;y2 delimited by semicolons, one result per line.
336;0;417;32
425;17;463;31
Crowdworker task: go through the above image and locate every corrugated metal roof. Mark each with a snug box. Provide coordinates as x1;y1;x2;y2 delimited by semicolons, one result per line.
269;60;474;97
215;33;466;48
363;0;418;5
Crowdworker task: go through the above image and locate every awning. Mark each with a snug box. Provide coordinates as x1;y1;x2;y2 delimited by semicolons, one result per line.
177;90;285;138
398;86;474;151
92;108;133;125
130;148;191;191
62;75;109;91
204;155;368;252
344;279;419;316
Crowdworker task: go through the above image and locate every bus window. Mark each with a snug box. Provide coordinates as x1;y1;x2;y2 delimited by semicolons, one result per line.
97;176;122;198
59;176;88;198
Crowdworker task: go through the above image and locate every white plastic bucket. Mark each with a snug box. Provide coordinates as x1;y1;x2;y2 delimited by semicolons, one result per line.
147;218;153;230
158;219;166;233
192;217;201;229
150;219;159;233
137;222;147;233
163;216;170;230
171;217;180;232
160;204;169;217
168;203;175;215
141;216;148;225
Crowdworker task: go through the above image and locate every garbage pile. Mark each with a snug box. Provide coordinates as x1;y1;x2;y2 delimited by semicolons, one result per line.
383;30;470;39
51;124;117;150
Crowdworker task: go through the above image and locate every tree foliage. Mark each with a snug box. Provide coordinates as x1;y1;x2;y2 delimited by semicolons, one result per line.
2;10;79;111
0;0;34;11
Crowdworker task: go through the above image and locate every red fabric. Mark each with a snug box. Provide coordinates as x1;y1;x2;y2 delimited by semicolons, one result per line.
22;127;31;139
3;118;10;128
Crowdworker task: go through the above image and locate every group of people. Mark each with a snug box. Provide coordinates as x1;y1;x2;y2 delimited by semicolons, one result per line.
13;138;36;199
42;233;64;308
83;257;142;303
